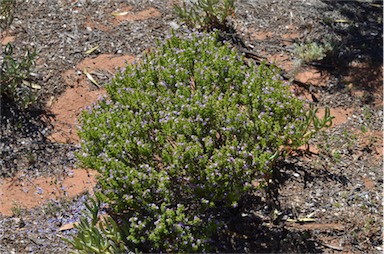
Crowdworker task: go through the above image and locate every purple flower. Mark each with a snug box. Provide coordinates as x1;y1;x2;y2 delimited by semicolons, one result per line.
36;187;43;195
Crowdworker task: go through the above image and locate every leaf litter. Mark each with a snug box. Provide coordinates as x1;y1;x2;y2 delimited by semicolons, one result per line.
0;0;382;253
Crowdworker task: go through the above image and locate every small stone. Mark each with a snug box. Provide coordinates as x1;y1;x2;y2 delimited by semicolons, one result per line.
169;21;180;30
25;246;33;252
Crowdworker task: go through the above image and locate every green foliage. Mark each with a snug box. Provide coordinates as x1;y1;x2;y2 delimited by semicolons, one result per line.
75;30;332;252
174;0;236;30
297;105;334;144
63;197;130;254
11;201;22;217
1;43;37;108
0;0;16;34
1;0;37;109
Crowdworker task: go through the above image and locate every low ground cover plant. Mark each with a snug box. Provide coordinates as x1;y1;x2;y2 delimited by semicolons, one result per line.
1;0;37;109
290;40;334;77
174;0;236;31
293;41;333;63
1;43;37;109
0;0;16;33
70;30;332;252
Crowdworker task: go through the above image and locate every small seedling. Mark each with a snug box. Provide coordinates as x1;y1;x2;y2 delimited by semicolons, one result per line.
11;201;23;217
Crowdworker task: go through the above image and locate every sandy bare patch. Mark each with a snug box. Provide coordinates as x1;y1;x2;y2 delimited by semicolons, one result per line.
48;54;135;144
0;169;98;216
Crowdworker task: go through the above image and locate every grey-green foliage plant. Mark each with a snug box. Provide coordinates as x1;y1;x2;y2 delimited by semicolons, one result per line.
294;41;333;63
290;41;333;77
174;0;236;30
1;0;37;109
74;30;332;252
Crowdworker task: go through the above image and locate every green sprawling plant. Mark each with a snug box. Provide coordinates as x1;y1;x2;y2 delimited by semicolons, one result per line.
1;0;37;109
174;0;236;30
63;197;131;254
71;30;333;252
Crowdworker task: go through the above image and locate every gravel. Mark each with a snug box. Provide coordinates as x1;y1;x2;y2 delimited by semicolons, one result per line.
0;0;382;253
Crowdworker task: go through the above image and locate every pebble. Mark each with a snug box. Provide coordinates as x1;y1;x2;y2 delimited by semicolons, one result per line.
169;21;180;30
25;246;33;252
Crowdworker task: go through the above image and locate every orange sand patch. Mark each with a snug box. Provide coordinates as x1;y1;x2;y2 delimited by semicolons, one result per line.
111;6;161;23
294;67;330;87
1;35;15;45
0;169;98;216
316;107;353;127
48;54;135;143
84;6;161;31
251;30;274;41
357;130;383;160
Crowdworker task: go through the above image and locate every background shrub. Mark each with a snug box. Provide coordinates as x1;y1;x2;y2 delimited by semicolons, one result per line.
1;0;37;109
174;0;236;31
0;0;16;33
1;43;37;109
75;30;329;252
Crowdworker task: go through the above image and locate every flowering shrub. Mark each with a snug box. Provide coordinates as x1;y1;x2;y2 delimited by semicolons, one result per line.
75;30;332;252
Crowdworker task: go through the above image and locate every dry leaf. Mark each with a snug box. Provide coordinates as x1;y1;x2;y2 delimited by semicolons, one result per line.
59;222;78;231
83;68;99;88
85;45;99;55
334;19;349;23
46;96;55;108
286;218;317;223
22;80;41;89
111;11;129;16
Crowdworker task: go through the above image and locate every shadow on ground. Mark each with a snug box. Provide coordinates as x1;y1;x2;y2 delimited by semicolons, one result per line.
209;158;352;253
318;1;382;94
0;97;75;177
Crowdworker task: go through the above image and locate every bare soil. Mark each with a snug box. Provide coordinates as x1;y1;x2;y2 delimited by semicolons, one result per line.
0;0;382;253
